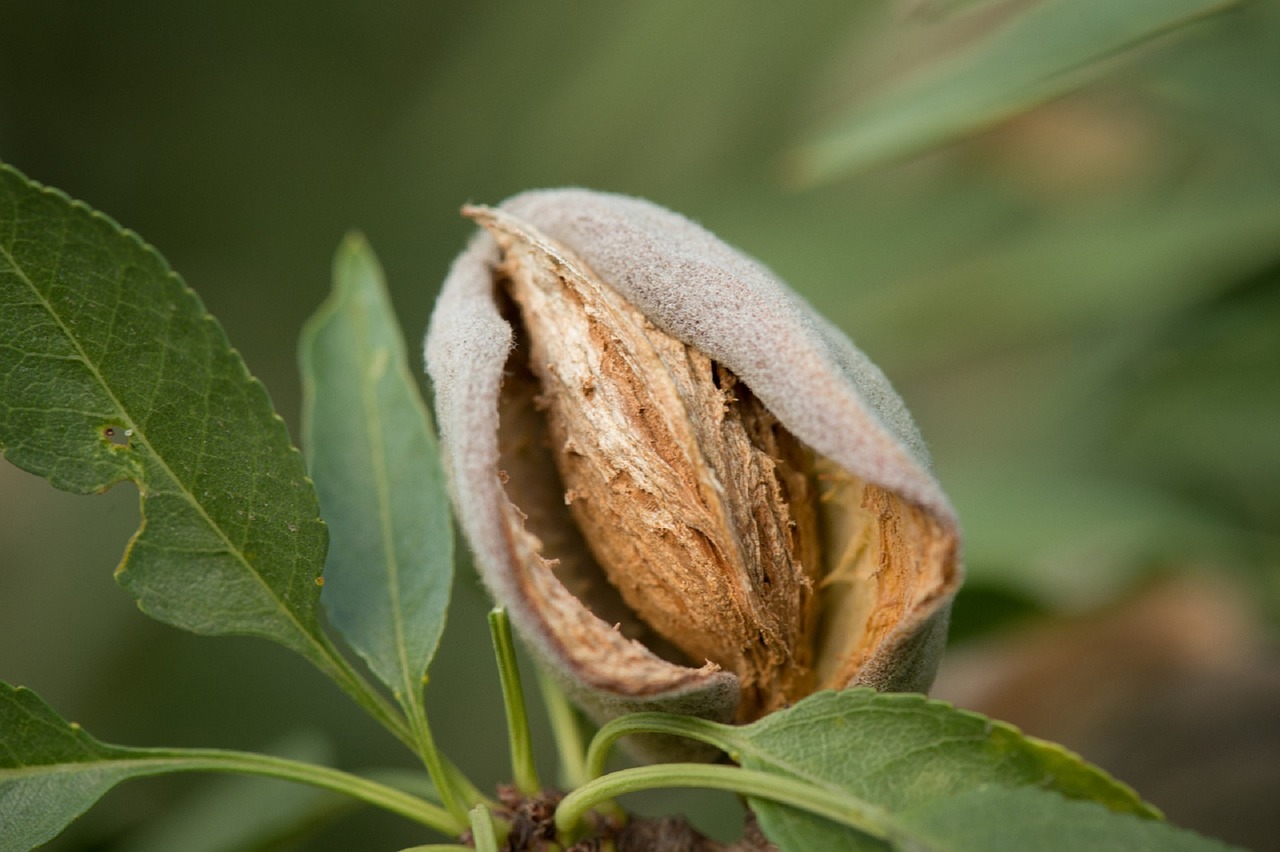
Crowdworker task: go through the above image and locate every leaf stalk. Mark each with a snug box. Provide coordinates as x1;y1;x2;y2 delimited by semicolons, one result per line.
585;711;733;779
556;763;900;845
116;747;461;835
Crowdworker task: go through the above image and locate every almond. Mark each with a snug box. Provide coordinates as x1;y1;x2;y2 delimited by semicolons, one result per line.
427;191;961;748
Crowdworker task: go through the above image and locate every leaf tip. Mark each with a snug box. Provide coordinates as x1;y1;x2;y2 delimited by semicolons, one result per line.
339;229;369;252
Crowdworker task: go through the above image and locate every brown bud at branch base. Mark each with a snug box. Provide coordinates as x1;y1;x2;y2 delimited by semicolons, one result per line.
426;190;961;745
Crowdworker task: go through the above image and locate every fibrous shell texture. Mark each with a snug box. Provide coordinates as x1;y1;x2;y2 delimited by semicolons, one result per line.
426;189;961;752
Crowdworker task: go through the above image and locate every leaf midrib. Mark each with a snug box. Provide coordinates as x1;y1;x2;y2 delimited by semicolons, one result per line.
353;294;416;700
0;217;321;656
717;698;991;804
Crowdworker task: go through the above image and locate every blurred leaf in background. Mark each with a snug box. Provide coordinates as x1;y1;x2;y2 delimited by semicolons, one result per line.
1;0;1277;849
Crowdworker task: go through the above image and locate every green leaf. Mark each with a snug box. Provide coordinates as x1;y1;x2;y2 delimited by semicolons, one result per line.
0;164;414;745
788;0;1239;183
0;162;328;658
725;690;1165;850
0;681;455;850
723;690;1154;848
731;690;1154;815
564;749;1234;852
895;787;1238;852
0;683;145;852
591;689;1192;851
299;234;453;701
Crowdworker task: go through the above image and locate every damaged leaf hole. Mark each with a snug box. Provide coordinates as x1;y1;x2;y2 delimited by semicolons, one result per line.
102;425;132;448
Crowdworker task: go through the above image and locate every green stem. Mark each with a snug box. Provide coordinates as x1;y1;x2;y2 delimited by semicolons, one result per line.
469;803;503;852
120;746;461;835
535;665;588;789
311;633;416;749
585;712;733;779
315;633;488;816
556;763;899;845
405;698;469;821
488;608;540;795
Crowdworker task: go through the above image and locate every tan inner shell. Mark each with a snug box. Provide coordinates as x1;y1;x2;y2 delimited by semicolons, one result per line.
477;207;951;723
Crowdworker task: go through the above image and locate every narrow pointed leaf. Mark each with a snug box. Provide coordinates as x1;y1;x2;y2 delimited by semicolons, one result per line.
0;162;329;659
789;0;1239;183
300;234;452;699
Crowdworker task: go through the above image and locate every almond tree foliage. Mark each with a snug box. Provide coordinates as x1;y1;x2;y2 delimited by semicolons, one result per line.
3;0;1274;848
0;160;1241;851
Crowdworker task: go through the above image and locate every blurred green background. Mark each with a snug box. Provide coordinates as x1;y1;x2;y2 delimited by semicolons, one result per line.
2;1;1278;849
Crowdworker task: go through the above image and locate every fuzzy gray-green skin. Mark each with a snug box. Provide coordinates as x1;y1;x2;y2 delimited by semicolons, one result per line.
426;190;961;755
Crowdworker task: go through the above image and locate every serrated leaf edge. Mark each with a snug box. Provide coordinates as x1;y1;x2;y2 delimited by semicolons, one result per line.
0;160;330;656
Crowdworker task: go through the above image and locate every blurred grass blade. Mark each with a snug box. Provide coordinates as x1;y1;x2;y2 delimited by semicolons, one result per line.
789;0;1239;183
300;234;453;701
0;162;331;659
